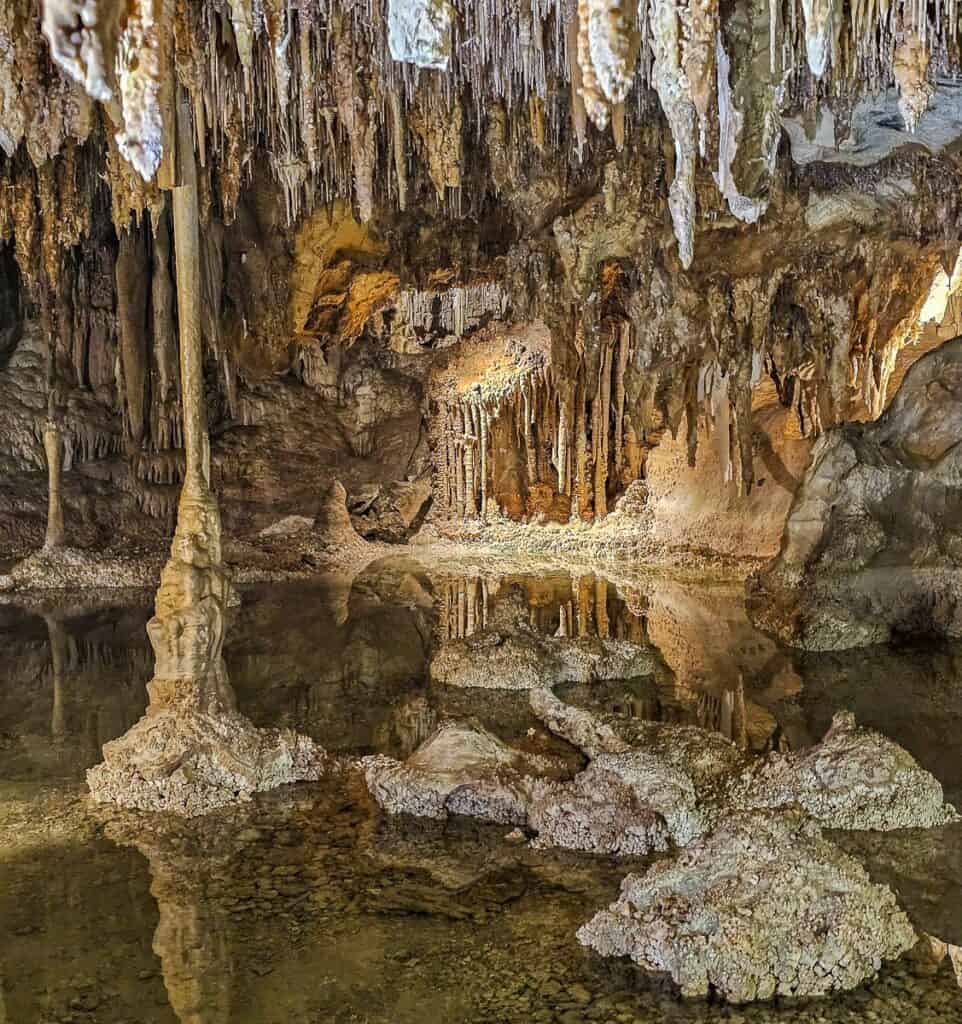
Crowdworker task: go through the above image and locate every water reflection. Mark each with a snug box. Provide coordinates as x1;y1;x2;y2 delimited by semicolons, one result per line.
1;559;962;1022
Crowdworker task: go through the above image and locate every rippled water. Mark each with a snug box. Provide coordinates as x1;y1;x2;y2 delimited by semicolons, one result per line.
1;557;961;1023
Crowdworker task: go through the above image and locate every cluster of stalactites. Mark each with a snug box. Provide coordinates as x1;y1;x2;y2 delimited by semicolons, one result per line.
435;320;641;523
397;282;510;342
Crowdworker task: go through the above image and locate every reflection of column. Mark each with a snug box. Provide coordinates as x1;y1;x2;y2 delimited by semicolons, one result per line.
108;824;232;1024
595;578;609;639
45;614;68;740
43;420;65;549
87;92;325;816
466;577;478;636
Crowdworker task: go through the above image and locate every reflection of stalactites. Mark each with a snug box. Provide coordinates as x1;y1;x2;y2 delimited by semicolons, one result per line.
46;614;69;740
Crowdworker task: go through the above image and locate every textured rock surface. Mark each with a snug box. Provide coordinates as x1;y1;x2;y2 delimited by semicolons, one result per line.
528;751;707;855
431;625;666;690
578;813;917;1002
87;486;329;816
730;711;959;830
361;721;568;824
752;337;962;649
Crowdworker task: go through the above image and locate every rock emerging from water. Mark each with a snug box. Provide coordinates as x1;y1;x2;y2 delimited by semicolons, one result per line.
578;812;917;1002
730;711;959;830
431;626;664;690
528;751;707;855
361;721;568;824
87;709;328;816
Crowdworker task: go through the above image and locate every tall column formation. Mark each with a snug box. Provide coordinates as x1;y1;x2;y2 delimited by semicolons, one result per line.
42;416;65;550
87;91;326;816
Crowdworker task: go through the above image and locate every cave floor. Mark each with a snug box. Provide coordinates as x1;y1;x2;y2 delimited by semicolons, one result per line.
1;557;961;1024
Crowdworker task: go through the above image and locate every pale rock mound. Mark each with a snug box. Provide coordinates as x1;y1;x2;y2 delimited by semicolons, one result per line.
528;751;707;855
730;711;959;830
361;721;568;824
529;687;744;789
431;625;664;690
578;813;917;1002
87;707;328;816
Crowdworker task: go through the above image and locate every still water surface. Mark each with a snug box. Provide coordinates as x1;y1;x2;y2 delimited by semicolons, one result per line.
1;557;961;1023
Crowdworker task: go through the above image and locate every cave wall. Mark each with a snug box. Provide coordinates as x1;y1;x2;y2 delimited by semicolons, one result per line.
2;0;962;563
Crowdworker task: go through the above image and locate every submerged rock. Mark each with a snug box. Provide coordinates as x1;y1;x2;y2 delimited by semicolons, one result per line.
361;721;568;824
730;711;959;830
578;812;917;1002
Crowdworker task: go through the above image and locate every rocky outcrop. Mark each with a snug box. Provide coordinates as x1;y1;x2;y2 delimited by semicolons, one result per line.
751;337;962;649
361;720;568;824
578;812;917;1002
527;750;707;855
431;626;666;690
730;711;959;830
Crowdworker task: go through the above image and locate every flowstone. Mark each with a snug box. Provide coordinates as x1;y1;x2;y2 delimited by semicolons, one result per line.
578;812;917;1002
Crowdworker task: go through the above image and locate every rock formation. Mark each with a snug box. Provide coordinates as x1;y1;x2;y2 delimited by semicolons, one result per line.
1;0;960;588
752;336;962;649
361;720;569;824
87;91;326;815
577;812;917;1002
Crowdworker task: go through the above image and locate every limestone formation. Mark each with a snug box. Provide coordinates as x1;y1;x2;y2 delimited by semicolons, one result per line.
430;624;666;690
527;750;707;855
578;813;917;1001
361;721;568;824
730;711;959;830
752;336;962;650
87;90;327;815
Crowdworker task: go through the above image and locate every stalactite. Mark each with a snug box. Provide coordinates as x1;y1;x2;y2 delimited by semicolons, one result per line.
115;219;150;447
388;91;408;211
